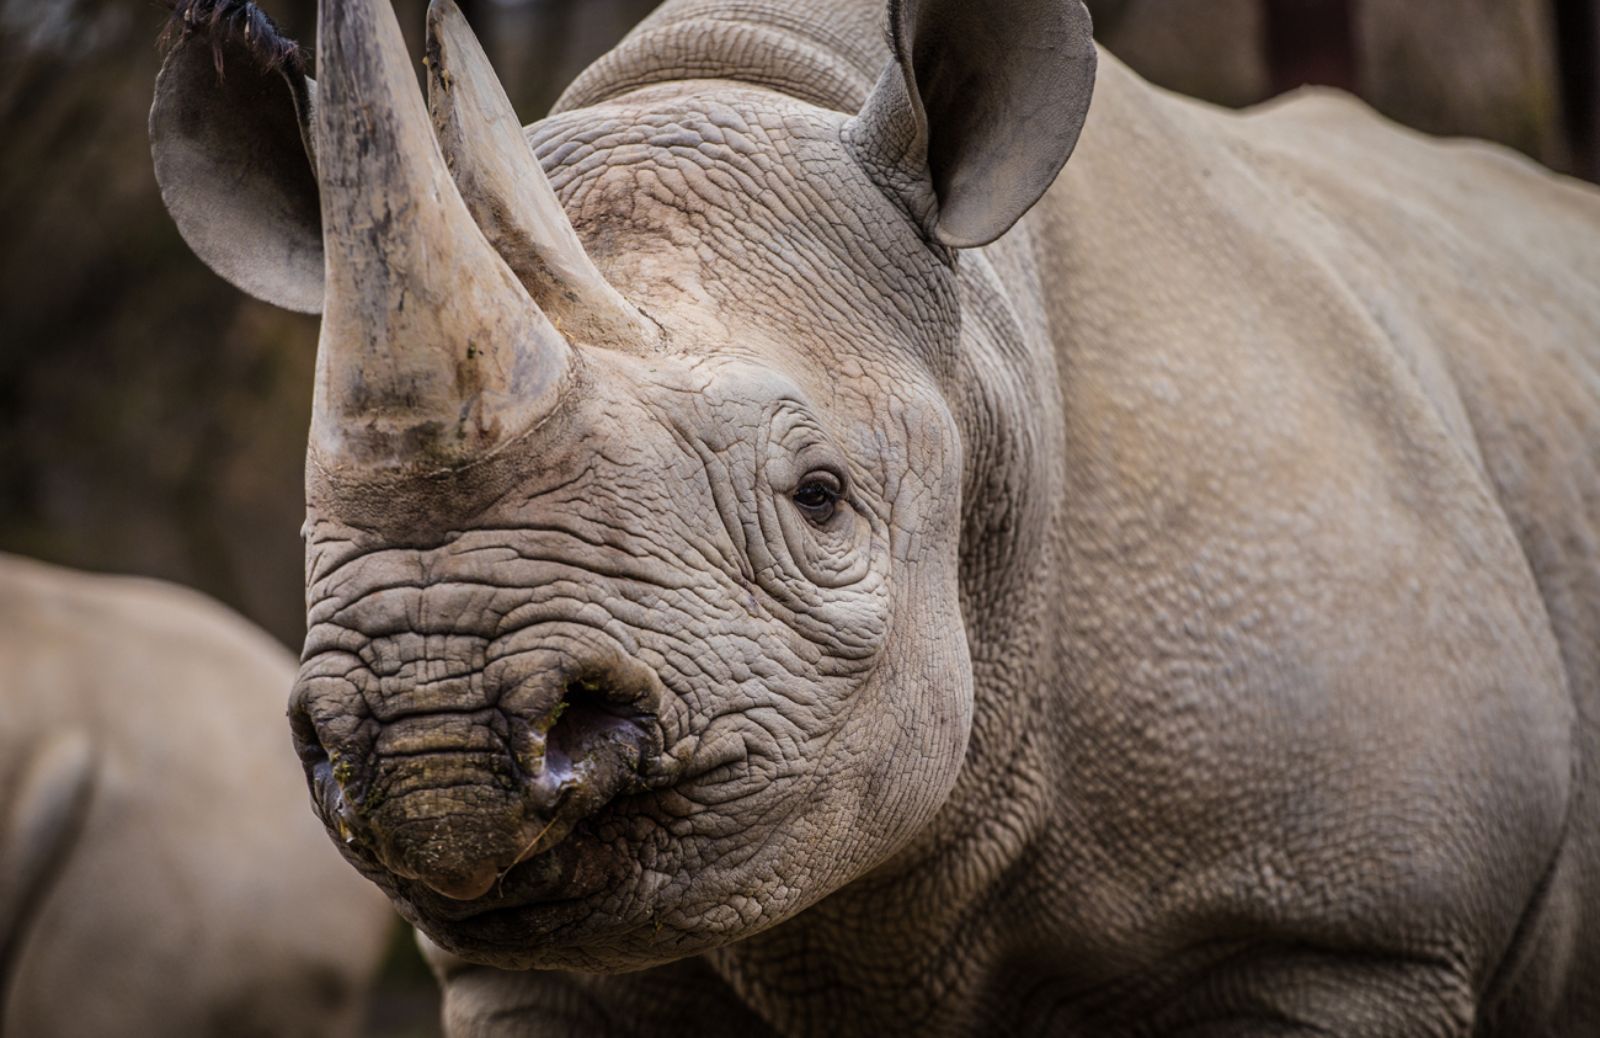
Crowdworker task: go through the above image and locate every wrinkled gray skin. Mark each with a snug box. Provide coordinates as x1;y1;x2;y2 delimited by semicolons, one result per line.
152;0;1600;1033
0;554;394;1037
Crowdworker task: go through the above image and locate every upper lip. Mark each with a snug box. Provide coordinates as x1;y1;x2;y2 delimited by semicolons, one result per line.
297;631;701;903
411;875;566;921
309;725;681;903
402;818;603;921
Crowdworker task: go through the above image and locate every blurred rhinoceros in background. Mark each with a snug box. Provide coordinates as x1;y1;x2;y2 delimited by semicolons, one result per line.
1086;0;1595;176
0;553;395;1037
152;0;1600;1034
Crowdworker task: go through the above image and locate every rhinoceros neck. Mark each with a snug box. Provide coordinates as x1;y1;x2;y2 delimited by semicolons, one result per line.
553;0;890;114
704;757;1077;1034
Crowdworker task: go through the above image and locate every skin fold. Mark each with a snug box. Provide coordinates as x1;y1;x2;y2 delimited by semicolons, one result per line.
151;0;1600;1033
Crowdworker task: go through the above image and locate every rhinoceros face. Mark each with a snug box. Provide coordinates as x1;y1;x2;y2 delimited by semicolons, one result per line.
285;0;979;972
152;0;1093;972
293;337;970;970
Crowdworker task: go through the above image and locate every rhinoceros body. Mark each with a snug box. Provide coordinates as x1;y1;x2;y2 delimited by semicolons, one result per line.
152;0;1600;1033
0;554;394;1036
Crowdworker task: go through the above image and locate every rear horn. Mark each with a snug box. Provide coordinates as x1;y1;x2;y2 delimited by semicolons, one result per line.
426;0;656;347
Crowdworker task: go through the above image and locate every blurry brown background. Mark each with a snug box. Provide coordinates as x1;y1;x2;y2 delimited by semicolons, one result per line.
0;2;1595;1031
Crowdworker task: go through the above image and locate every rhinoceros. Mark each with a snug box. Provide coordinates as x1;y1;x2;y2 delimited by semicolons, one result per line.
150;0;1600;1032
0;553;394;1036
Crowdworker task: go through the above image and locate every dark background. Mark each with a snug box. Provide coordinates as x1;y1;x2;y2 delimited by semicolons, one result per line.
0;1;1594;1033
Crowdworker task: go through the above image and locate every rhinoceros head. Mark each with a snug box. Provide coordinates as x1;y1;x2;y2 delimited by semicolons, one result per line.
151;0;1094;970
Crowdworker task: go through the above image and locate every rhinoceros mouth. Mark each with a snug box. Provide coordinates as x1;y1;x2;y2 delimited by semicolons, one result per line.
382;788;683;959
308;719;674;900
293;634;694;903
400;828;596;923
308;757;662;914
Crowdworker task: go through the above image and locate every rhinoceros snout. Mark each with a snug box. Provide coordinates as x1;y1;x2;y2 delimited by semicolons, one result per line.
291;647;679;903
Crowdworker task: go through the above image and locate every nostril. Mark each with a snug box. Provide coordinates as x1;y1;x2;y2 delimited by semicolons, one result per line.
547;680;648;766
517;679;652;820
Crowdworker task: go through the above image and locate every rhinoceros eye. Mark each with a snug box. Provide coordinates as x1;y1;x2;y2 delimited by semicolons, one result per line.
792;473;841;524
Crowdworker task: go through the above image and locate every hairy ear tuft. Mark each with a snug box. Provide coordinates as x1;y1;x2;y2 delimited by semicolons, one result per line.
159;0;306;79
150;0;323;313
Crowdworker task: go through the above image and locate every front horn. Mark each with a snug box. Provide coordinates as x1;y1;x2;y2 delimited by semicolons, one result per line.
311;0;571;471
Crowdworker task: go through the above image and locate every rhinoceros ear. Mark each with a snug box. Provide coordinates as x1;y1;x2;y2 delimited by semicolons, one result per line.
150;0;323;314
849;0;1097;249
